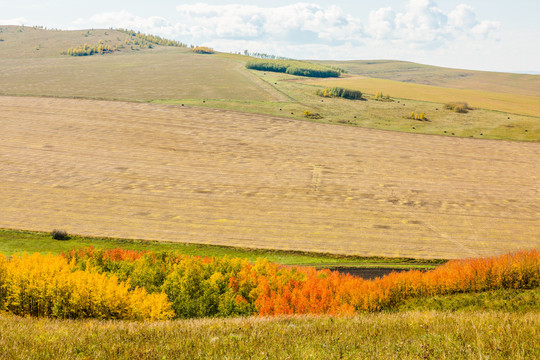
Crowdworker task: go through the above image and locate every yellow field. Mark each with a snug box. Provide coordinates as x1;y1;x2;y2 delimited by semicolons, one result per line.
1;96;538;259
305;76;540;117
315;59;540;97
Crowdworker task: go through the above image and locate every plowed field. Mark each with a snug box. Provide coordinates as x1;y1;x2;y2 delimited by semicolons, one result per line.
1;96;538;258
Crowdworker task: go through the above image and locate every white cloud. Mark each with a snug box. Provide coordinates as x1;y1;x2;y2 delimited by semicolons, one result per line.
363;1;500;49
393;0;449;44
367;7;395;39
0;17;29;25
449;4;478;29
72;10;185;37
471;20;500;38
70;1;500;64
175;3;363;44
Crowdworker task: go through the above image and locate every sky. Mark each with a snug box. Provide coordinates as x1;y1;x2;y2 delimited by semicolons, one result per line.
2;0;539;73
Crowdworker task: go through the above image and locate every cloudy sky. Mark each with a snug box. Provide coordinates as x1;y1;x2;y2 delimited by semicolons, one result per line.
2;0;539;73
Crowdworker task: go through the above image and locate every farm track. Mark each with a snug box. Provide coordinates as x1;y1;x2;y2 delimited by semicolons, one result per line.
0;96;538;259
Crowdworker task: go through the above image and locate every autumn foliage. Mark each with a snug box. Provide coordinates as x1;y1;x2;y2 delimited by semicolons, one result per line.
0;248;538;320
0;253;172;320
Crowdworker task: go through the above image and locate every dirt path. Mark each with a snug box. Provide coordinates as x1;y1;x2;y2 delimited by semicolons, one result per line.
1;96;538;259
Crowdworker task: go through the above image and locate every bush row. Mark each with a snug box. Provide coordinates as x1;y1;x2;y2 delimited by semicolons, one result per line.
192;46;215;54
61;43;115;56
1;248;538;320
445;102;471;113
0;253;172;320
316;87;363;100
118;29;187;47
246;59;341;78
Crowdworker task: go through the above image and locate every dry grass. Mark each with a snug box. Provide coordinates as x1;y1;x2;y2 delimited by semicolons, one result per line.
304;76;540;117
0;311;538;359
1;96;538;259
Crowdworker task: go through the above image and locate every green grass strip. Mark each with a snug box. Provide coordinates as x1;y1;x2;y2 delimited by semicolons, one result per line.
0;228;441;269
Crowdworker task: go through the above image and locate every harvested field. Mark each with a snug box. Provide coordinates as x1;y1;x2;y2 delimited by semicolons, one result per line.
0;96;538;259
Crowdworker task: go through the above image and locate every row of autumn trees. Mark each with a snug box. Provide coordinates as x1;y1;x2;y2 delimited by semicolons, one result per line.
246;59;344;78
0;248;538;320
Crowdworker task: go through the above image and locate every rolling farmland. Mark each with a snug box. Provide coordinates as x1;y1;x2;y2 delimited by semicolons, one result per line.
303;76;540;118
1;96;538;259
315;59;540;97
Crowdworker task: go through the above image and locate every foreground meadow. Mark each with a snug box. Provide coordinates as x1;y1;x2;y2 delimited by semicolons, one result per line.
0;311;538;359
1;245;538;358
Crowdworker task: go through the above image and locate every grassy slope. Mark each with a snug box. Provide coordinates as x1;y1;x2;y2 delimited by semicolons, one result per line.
0;26;282;102
159;70;539;141
0;228;439;269
0;311;538;359
314;59;540;97
398;288;540;313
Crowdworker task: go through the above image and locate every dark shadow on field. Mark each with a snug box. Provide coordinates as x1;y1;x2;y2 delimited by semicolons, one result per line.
329;267;428;280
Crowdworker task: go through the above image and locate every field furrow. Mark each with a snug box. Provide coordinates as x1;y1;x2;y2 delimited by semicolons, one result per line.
0;96;538;258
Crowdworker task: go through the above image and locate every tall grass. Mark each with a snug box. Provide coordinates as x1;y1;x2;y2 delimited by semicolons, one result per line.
1;311;538;359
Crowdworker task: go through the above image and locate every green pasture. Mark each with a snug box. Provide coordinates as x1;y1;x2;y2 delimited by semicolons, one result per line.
0;229;440;269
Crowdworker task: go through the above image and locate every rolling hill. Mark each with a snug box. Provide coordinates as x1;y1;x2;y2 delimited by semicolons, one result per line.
0;25;283;102
314;59;540;97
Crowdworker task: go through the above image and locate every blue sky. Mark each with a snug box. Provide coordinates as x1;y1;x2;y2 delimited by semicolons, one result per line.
2;0;539;73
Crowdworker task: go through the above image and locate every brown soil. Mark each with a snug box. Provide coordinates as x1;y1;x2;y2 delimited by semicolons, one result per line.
1;96;538;259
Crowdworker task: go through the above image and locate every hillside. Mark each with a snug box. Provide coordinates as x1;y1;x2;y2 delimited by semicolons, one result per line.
0;26;538;141
314;59;540;97
0;26;283;102
302;76;540;118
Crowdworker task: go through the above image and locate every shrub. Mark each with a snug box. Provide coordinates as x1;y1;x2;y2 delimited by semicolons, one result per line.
61;43;114;56
316;87;362;100
53;247;540;317
445;102;470;113
192;46;215;54
304;110;323;119
406;112;428;121
0;253;173;320
51;229;69;240
374;91;393;102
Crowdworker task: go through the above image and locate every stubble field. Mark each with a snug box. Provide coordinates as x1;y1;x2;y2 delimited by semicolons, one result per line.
1;95;538;259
